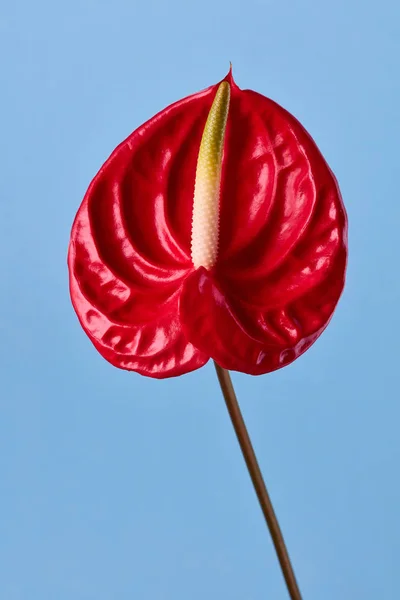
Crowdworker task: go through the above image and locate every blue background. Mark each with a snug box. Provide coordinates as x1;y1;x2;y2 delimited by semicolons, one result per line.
1;1;399;598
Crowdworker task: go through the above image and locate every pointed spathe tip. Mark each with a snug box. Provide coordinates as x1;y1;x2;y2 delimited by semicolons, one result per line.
223;62;238;88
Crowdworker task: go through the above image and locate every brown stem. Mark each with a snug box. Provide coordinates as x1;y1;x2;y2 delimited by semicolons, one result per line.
214;361;302;600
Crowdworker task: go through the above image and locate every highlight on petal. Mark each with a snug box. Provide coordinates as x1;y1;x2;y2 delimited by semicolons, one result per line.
68;68;347;378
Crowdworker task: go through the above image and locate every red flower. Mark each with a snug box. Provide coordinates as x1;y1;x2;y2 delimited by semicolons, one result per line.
68;69;347;379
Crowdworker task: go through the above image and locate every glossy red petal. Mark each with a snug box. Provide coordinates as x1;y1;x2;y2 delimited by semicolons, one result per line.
69;71;347;378
69;256;208;378
180;266;343;375
68;83;219;376
180;77;346;374
217;81;347;309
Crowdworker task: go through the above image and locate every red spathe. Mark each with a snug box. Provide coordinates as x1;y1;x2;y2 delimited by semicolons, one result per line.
68;71;348;378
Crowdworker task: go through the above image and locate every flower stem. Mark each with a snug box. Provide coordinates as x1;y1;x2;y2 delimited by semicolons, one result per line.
213;361;302;600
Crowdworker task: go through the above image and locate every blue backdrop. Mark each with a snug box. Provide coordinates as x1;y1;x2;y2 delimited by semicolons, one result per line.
1;1;399;598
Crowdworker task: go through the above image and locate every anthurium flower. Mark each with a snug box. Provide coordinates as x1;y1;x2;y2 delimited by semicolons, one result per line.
68;69;347;379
